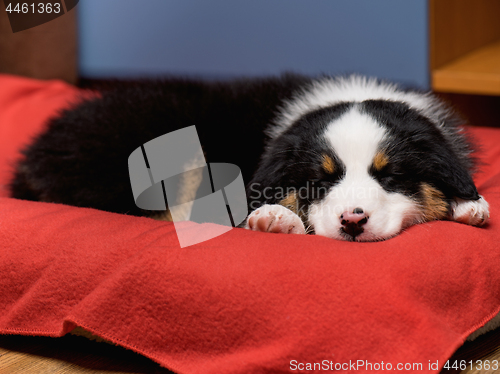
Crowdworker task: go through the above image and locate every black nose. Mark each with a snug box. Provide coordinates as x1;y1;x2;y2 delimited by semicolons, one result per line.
340;208;369;239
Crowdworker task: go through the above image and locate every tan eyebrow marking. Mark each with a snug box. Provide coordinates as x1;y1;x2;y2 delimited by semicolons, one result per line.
373;151;389;171
322;154;335;174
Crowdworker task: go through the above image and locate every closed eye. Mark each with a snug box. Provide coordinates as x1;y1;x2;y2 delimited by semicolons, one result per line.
370;163;406;184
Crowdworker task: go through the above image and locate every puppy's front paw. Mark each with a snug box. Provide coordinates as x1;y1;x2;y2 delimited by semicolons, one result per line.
450;195;490;226
246;204;306;234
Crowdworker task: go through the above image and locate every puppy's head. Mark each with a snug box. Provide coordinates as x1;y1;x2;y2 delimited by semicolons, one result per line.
251;100;479;241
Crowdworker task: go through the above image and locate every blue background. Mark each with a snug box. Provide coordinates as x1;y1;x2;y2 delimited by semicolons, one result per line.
77;0;428;88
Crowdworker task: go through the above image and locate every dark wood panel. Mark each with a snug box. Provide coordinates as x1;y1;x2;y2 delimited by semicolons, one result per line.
429;0;500;71
0;4;77;84
436;92;500;128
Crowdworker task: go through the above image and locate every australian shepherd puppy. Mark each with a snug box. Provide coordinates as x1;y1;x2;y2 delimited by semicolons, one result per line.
9;74;489;241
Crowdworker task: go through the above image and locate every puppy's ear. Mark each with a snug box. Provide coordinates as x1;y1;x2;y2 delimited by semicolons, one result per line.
432;160;479;201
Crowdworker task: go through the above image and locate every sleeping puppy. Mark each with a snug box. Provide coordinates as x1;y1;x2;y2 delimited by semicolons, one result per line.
9;74;489;241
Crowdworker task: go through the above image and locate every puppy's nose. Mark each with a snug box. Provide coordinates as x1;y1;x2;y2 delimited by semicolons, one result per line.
340;208;369;239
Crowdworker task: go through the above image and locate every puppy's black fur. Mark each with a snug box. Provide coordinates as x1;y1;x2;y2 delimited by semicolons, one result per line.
10;75;311;216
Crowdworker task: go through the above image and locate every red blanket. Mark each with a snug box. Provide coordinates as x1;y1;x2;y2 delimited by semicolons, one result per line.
1;74;500;373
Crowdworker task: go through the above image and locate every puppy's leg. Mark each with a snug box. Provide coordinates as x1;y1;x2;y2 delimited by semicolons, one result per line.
246;204;306;234
450;195;490;226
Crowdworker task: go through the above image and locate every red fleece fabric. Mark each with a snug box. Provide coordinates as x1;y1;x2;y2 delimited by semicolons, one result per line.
1;74;500;374
0;74;93;197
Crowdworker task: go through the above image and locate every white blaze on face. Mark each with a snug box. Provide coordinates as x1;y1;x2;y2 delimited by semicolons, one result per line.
308;107;421;241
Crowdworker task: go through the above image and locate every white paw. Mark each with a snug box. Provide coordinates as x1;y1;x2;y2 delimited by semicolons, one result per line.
450;195;490;226
245;204;306;234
